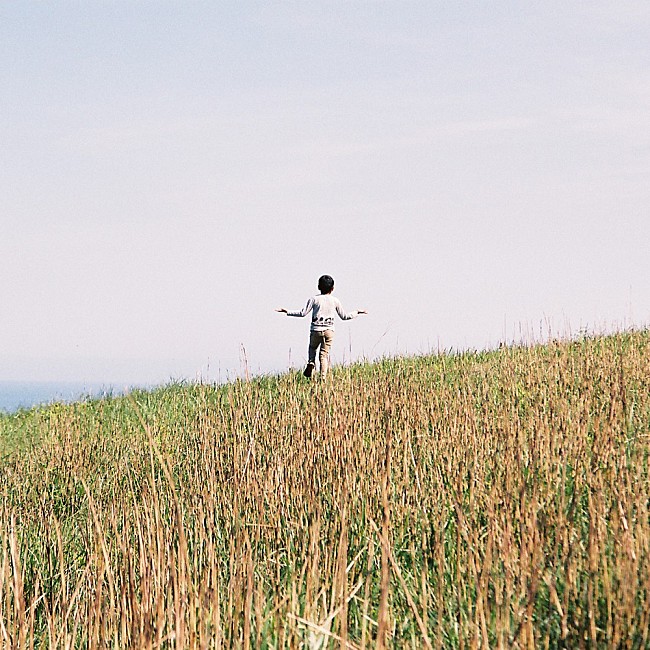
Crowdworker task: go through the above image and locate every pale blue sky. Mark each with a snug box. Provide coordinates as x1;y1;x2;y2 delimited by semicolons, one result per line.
2;1;649;384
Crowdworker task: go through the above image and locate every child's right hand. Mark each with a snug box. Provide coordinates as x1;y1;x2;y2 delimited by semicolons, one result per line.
275;308;288;313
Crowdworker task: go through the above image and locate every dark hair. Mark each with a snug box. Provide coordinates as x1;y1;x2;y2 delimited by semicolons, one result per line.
318;274;335;294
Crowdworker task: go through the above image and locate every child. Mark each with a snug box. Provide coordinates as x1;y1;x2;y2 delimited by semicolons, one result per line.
276;275;367;379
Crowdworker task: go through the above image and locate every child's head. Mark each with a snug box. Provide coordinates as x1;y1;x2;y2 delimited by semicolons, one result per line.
318;275;335;294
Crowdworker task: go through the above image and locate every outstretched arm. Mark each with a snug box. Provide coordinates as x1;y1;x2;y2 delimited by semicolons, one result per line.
335;298;368;320
277;298;315;318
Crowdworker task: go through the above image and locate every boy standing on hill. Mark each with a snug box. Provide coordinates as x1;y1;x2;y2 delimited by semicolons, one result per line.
276;275;367;380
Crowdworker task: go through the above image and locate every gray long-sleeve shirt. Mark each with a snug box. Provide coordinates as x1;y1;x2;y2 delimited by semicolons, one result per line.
286;294;359;332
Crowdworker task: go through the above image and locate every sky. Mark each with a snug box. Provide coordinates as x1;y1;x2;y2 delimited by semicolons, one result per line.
1;1;649;386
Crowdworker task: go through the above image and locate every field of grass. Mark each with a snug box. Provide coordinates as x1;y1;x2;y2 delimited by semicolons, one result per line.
1;330;650;648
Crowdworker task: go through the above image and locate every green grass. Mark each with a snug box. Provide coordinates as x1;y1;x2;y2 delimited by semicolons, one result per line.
1;330;650;648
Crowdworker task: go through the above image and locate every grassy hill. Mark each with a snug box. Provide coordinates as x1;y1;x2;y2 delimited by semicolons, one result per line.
1;330;650;648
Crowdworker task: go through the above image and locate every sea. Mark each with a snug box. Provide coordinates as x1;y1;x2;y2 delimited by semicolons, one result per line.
0;381;133;414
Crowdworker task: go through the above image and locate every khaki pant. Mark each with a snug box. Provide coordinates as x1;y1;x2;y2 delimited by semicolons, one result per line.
308;329;334;379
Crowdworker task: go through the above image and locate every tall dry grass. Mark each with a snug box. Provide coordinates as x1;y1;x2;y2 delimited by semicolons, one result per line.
1;330;650;648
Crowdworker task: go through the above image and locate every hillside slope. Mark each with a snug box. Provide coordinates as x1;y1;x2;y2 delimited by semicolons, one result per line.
1;331;650;647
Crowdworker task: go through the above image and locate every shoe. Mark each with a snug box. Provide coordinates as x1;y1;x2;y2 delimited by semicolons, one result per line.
303;362;315;378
